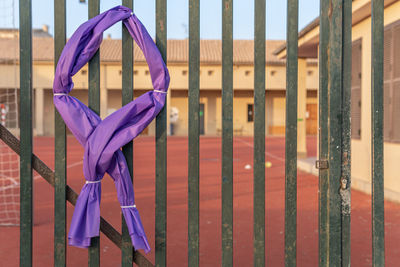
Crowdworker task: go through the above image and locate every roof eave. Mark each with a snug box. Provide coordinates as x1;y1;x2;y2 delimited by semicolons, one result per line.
273;16;320;58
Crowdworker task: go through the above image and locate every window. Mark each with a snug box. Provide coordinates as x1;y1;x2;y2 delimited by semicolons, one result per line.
247;104;254;122
383;21;400;142
351;39;362;139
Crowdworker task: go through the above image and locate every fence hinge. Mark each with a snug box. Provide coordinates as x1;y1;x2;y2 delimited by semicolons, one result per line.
315;159;329;170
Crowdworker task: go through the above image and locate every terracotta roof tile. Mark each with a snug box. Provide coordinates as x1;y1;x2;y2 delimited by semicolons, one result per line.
0;37;285;65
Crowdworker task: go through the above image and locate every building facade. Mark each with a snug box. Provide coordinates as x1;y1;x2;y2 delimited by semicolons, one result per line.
0;36;319;140
276;0;400;201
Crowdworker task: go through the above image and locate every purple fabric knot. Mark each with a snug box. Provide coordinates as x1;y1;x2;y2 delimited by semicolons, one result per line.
53;5;170;254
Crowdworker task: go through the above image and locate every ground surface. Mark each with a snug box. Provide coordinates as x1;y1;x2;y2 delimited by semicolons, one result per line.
1;136;400;266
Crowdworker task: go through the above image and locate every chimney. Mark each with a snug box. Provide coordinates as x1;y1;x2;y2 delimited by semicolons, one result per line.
42;24;49;33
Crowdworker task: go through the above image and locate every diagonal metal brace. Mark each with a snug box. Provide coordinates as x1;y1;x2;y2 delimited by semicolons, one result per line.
0;124;153;267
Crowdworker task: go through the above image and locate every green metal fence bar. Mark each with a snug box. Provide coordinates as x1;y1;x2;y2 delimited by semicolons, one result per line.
121;0;134;266
19;0;33;265
188;0;200;266
88;0;101;265
54;0;67;266
155;0;168;266
222;0;233;266
253;0;266;266
284;0;298;266
318;1;329;266
371;0;385;266
341;1;352;266
327;1;343;265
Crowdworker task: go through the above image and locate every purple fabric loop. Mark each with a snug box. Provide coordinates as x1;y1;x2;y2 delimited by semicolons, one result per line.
53;5;170;253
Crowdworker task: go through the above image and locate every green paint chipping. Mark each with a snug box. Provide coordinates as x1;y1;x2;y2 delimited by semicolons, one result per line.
188;0;200;266
54;0;67;266
121;1;134;266
253;0;266;266
88;0;101;265
221;1;233;266
285;0;298;266
19;0;33;265
371;0;385;266
155;1;167;266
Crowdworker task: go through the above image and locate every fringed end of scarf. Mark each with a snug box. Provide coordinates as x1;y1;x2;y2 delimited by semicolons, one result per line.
121;206;151;253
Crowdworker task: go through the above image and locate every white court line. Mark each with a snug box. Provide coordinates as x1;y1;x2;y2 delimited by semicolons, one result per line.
236;137;285;162
0;160;83;191
0;176;20;191
33;160;83;180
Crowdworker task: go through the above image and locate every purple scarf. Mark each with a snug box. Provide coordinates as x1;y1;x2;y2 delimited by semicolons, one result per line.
53;5;170;253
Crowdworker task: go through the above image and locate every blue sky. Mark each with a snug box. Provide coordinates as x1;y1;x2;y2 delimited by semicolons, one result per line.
5;0;319;40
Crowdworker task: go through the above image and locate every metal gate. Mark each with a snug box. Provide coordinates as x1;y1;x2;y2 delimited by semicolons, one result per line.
1;0;386;266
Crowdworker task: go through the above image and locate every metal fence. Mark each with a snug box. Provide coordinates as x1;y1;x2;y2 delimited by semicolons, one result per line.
1;0;385;266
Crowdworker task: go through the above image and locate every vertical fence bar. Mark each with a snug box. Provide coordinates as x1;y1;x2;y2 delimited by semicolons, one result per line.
88;0;100;266
253;0;266;266
121;0;134;266
341;0;352;266
327;1;343;265
155;0;167;266
221;0;233;266
188;0;200;266
285;0;298;266
54;0;67;266
318;0;330;266
371;0;385;266
19;0;33;265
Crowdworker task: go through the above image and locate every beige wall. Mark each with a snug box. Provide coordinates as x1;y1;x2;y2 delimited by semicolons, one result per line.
169;89;317;137
0;49;319;139
348;1;400;201
0;61;318;92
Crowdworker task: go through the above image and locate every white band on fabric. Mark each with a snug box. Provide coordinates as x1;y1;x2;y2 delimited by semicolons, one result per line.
121;204;136;208
153;90;167;94
54;93;68;96
85;180;101;184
